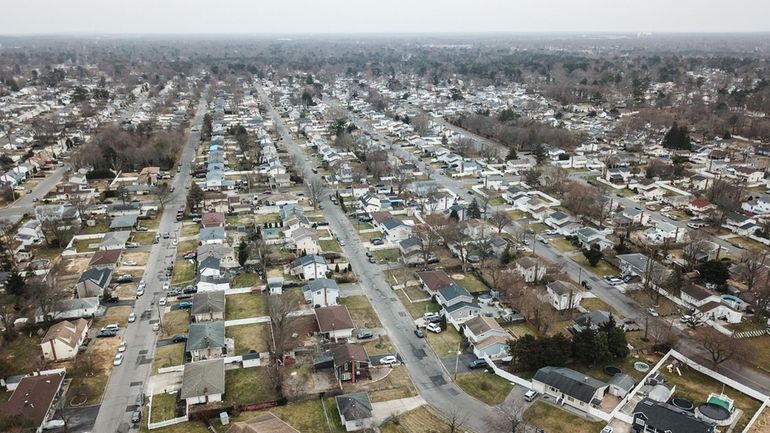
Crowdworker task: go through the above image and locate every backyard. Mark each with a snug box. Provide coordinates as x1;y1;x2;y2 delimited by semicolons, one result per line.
572;256;619;278
455;371;514;405
232;272;262;288
270;398;345;433
150;392;179;423
380;406;451;433
372;248;400;263
523;401;605;433
226;323;270;355
152;344;185;373
170;259;196;285
450;273;489;294
340;295;382;328
225;292;268;319
224;367;279;405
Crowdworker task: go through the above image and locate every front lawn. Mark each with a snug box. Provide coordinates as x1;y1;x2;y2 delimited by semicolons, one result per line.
94;305;133;329
450;273;488;294
181;224;200;236
161;310;190;338
150;392;179;423
572;256;619;278
380;406;450;433
455;371;514;405
319;239;342;253
358;231;382;242
340;295;381;328
232;272;262;288
224;367;279;405
373;248;400;263
425;325;464;357
361;335;395;355
226;323;270;355
170;260;196;285
523;401;605;433
73;238;99;253
580;297;619;316
132;231;156;245
396;289;439;320
177;239;198;254
550;237;579;253
225;292;268;319
152;344;185;373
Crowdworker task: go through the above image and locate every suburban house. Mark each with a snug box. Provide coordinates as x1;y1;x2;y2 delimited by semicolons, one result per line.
532;366;608;412
680;285;743;324
544;211;579;235
290;227;321;255
35;298;99;323
632;398;715;433
304;278;340;308
570;311;612;334
514;256;545;283
109;214;138;231
315;305;355;341
226;413;300;433
191;290;226;322
437;284;480;328
197;244;238;269
380;218;412;243
290;255;328;280
617;253;670;288
330;343;370;384
398;237;424;265
186;321;226;361
463;316;513;360
336;392;374;432
645;220;685;244
40;318;90;362
575;227;614;251
546;280;583;311
200;226;226;244
417;270;453;295
99;230;130;250
88;249;122;268
0;371;66;432
180;359;225;406
201;212;226;228
75;266;113;298
14;220;44;247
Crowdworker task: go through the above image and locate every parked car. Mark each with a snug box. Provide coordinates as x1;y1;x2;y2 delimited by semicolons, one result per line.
115;275;133;283
152;323;160;332
118;342;127;352
581;281;592;290
126;242;140;248
102;324;120;332
163;281;170;291
135;393;145;406
600;427;613;433
423;312;440;320
172;238;178;246
159;297;167;306
113;353;124;366
127;312;136;323
171;334;188;343
414;329;425;338
136;287;145;297
96;330;117;338
607;277;624;285
105;296;120;304
163;232;170;239
368;257;376;263
647;308;660;317
371;238;384;246
468;358;488;369
178;301;193;309
183;286;197;294
524;389;538;402
356;330;374;340
425;323;442;333
379;355;399;365
135;226;148;232
123;260;138;266
131;409;142;424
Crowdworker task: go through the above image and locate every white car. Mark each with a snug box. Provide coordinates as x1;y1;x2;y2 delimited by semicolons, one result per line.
647;308;660;317
379;355;399;365
425;323;442;333
159;297;167;306
600;427;613;433
128;312;136;322
607;278;624;286
152;323;160;332
118;342;127;353
136;287;145;297
124;260;138;266
172;238;178;246
113;353;124;366
163;281;170;291
339;239;346;246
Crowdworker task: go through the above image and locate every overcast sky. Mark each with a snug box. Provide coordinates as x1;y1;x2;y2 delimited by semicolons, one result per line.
1;0;769;34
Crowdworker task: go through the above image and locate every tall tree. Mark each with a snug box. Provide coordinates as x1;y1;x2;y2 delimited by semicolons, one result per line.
467;198;481;219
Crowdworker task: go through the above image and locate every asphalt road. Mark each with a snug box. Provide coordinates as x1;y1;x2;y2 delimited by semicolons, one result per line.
259;86;493;432
0;164;70;224
91;93;208;433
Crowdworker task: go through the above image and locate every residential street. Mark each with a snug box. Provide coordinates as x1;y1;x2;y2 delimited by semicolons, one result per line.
0;163;69;224
260;86;493;432
91;93;207;433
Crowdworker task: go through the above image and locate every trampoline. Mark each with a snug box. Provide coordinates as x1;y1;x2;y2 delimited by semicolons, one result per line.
603;366;621;377
697;403;731;422
670;397;694;411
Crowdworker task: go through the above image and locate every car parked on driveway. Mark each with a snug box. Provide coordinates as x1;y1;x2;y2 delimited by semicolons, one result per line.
425;323;442;333
171;334;188;343
468;358;488;369
356;330;373;340
178;301;193;309
96;330;117;338
379;355;399;365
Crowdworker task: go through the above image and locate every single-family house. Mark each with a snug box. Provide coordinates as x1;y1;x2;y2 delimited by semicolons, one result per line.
546;281;583;311
290;255;328;280
186;321;226;361
514;256;545;283
180;359;225;406
88;249;122;269
290;227;321;255
191;290;226;322
532;367;608;412
40;318;90;362
35;298;99;323
304;278;340;308
632;398;715;433
645;221;685;244
570;311;612;334
398;237;424;265
380;218;412;243
201;212;226;228
463;316;513;360
336;393;374;432
0;372;66;433
575;227;613;251
436;284;473;308
330;343;370;384
315;305;355;341
75;266;113;298
417;270;453;295
199;226;226;244
109;214;138;231
99;230;131;250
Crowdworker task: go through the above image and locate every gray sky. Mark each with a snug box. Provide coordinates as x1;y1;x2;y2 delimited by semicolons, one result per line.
2;0;769;34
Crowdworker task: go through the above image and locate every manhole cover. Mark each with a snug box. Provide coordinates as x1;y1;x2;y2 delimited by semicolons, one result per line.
138;350;148;355
129;381;143;387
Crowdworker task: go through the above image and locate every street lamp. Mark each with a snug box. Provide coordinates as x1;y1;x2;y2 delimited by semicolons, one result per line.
453;342;462;380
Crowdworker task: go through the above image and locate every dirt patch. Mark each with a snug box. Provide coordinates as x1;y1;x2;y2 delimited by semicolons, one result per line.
121;251;150;266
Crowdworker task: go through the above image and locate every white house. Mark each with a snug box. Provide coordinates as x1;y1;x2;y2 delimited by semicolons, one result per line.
304;278;340;308
463;316;513;360
290;255;329;280
514;256;545;283
290;227;321;255
40;318;90;362
546;281;583;311
336;393;374;432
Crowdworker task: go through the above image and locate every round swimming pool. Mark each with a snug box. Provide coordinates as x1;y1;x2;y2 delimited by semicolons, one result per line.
722;294;743;304
697;403;731;422
670;397;694;411
634;361;650;372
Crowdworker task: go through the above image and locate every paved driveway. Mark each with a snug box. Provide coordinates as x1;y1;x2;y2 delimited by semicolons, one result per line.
439;352;478;375
49;405;101;433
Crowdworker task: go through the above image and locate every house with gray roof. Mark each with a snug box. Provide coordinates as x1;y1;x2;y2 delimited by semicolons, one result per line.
99;230;130;250
200;226;226;245
532;366;608;412
436;283;473;308
303;278;339;308
109;215;137;231
632;398;714;433
75;266;113;298
180;359;225;406
569;310;612;334
191;290;225;322
290;255;328;281
336;392;374;432
186;321;226;361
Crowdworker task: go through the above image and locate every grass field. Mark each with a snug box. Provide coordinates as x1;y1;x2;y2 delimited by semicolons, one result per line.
152;344;185;373
0;334;43;376
73;238;100;252
225;367;279;405
450;273;488;293
132;231;157;245
170;259;196;285
225;292;268;319
381;406;450;433
550;237;579;253
161;310;189;338
523;401;605;433
319;239;342;253
373;248;400;263
361;335;396;355
271;398;345;433
358;231;382;242
181;224;200;236
232;272;262;288
150;392;179;423
455;371;514;405
425;326;463;358
94;305;132;329
177;239;198;254
344;366;417;403
572;256;619;278
396;289;439;320
580;297;618;316
340;295;382;328
227;323;270;355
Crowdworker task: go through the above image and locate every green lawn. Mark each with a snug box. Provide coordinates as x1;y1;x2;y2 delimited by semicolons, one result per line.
523;401;605;433
340;295;381;328
396;289;440;320
161;310;190;338
224;367;279;405
170;260;196;285
550;237;579;253
569;355;649;383
181;224;200;236
152;344;185;373
226;323;270;354
232;272;262;288
361;335;396;355
358;231;382;242
455;371;514;405
177;239;198;254
225;292;268;319
488;196;506;206
73;238;99;252
572;256;619;278
150;392;179;423
319;239;342;253
380;406;450;433
81;221;110;234
131;231;156;245
451;273;488;293
425;325;464;357
373;248;400;263
271;398;345;433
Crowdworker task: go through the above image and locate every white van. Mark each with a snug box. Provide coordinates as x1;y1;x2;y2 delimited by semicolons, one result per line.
101;323;120;332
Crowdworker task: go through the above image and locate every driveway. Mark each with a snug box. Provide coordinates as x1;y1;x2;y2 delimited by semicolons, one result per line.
48;405;101;433
439;352;478;375
371;396;426;424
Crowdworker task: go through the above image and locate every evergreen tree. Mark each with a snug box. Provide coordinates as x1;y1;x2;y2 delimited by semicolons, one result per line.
533;143;547;165
571;324;598;365
5;271;24;297
467;199;482;219
582;244;603;266
602;315;630;360
238;241;249;267
506;147;518;161
500;244;512;265
662;122;692;150
448;208;460;222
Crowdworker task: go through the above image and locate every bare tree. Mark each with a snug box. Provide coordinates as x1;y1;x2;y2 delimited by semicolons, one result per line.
735;249;768;292
28;277;67;325
266;292;300;361
306;175;325;210
486;400;525;433
699;327;742;369
490;210;512;234
445;405;468;433
152;183;173;210
411;114;431;136
414;224;442;269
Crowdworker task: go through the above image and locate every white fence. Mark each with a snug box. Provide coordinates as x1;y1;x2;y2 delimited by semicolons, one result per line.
669;350;770;402
156;365;185;374
225;287;255;295
224;316;270;327
483;355;533;389
147;415;188;430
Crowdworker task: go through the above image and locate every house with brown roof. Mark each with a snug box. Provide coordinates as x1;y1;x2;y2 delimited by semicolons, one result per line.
417;269;453;295
463;316;513;360
40;318;90;362
0;372;65;432
226;412;300;433
315;305;355;341
201;212;226;228
137;166;160;185
87;249;122;268
330;343;370;384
